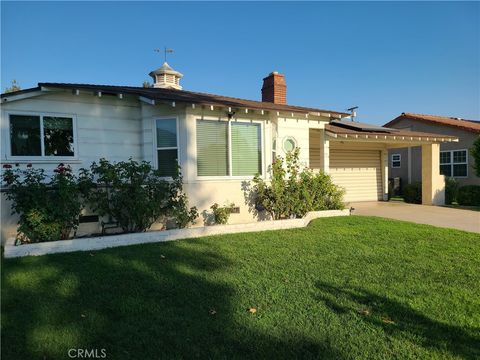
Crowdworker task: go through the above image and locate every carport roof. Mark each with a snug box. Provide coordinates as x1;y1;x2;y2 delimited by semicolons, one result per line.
325;120;458;142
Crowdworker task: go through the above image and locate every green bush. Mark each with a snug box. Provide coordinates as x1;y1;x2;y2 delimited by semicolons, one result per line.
445;177;459;205
2;164;84;243
403;182;422;204
252;148;345;220
471;136;480;177
80;158;197;233
457;185;480;206
210;203;235;225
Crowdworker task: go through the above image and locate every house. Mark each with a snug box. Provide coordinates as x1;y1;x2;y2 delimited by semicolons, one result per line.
385;113;480;190
0;63;457;241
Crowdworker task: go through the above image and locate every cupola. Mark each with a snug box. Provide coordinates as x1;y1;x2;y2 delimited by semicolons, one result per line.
149;62;183;90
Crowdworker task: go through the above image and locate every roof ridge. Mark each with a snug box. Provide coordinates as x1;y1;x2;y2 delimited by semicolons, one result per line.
403;112;478;122
33;82;349;115
384;112;480;133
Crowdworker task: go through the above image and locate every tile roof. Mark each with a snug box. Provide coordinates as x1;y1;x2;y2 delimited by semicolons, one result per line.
1;83;349;117
384;113;480;133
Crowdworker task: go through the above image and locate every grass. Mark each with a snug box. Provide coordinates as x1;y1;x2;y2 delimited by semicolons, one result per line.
2;216;480;360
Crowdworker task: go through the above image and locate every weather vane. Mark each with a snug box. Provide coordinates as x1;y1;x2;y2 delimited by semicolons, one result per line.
155;47;174;63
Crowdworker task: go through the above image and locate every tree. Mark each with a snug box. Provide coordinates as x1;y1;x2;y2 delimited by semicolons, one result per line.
4;79;21;93
142;81;152;88
471;136;480;177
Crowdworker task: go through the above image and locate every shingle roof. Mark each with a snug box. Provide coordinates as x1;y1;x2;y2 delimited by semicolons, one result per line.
325;120;458;141
1;83;349;117
384;113;480;133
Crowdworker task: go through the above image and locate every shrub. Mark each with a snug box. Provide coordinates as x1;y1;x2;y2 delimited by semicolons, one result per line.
252;148;344;220
80;158;197;233
403;182;422;204
457;185;480;206
210;203;235;225
445;177;459;205
168;170;199;228
2;164;84;243
471;136;480;177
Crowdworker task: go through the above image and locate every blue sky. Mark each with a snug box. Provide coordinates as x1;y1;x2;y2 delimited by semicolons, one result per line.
1;1;479;124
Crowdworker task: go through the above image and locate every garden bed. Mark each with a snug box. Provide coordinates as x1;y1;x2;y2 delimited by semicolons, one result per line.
3;209;350;258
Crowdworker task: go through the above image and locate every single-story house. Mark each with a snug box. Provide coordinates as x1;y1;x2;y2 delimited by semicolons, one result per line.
0;63;457;241
385;113;480;189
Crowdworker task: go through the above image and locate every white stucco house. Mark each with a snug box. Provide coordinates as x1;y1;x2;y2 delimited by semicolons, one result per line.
0;63;457;241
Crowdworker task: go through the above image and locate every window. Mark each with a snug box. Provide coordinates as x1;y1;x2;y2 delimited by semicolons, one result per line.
272;138;277;163
156;118;178;177
9;114;75;157
231;122;261;176
196;120;228;176
440;150;468;178
283;137;297;152
391;154;401;168
196;119;262;177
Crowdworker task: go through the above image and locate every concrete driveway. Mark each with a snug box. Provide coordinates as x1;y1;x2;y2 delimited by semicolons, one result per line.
350;201;480;233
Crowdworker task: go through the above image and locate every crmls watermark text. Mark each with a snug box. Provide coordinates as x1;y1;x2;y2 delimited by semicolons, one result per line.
68;348;107;358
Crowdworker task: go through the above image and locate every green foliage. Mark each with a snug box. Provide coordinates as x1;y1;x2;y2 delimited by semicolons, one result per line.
80;158;197;233
210;203;235;225
457;185;480;206
253;148;344;219
4;79;21;93
445;177;459;205
2;164;84;242
169;170;199;228
403;182;422;204
471;136;480;177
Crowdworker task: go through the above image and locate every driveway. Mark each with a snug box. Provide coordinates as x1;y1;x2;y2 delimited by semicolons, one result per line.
350;201;480;233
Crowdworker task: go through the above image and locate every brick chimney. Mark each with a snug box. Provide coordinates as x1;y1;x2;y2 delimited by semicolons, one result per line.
261;71;286;104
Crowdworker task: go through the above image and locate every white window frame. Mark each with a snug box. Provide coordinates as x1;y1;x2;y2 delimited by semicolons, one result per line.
391;154;401;168
152;116;180;179
5;110;78;162
440;149;468;178
195;116;265;180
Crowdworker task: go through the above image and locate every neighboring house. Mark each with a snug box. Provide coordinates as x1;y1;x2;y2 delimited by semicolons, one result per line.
0;63;457;241
385;113;480;189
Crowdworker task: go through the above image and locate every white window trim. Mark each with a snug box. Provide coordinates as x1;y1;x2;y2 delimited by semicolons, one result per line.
5;110;78;161
391;153;401;168
195;116;265;180
152;116;180;179
440;149;468;178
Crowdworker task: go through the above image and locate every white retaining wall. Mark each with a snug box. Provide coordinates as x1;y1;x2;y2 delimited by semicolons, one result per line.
3;209;350;258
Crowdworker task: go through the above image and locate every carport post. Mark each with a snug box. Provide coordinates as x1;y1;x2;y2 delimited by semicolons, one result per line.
421;143;445;205
381;149;389;201
320;130;330;174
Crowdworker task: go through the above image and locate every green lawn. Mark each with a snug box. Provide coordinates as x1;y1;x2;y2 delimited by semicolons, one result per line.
2;216;479;360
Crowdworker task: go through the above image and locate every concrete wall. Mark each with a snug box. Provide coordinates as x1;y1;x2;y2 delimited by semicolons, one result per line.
388;119;480;187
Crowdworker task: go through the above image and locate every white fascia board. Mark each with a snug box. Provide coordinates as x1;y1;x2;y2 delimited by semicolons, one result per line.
1;90;45;103
139;96;155;105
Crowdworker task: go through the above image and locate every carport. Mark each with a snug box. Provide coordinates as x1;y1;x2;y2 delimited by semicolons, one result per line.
309;120;458;205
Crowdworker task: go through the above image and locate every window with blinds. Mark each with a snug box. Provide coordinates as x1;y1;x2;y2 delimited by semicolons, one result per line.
231;122;261;176
156;118;178;177
196;120;262;177
196;120;229;176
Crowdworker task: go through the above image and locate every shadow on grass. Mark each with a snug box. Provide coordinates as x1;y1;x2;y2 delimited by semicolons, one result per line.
2;242;342;359
315;281;480;359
